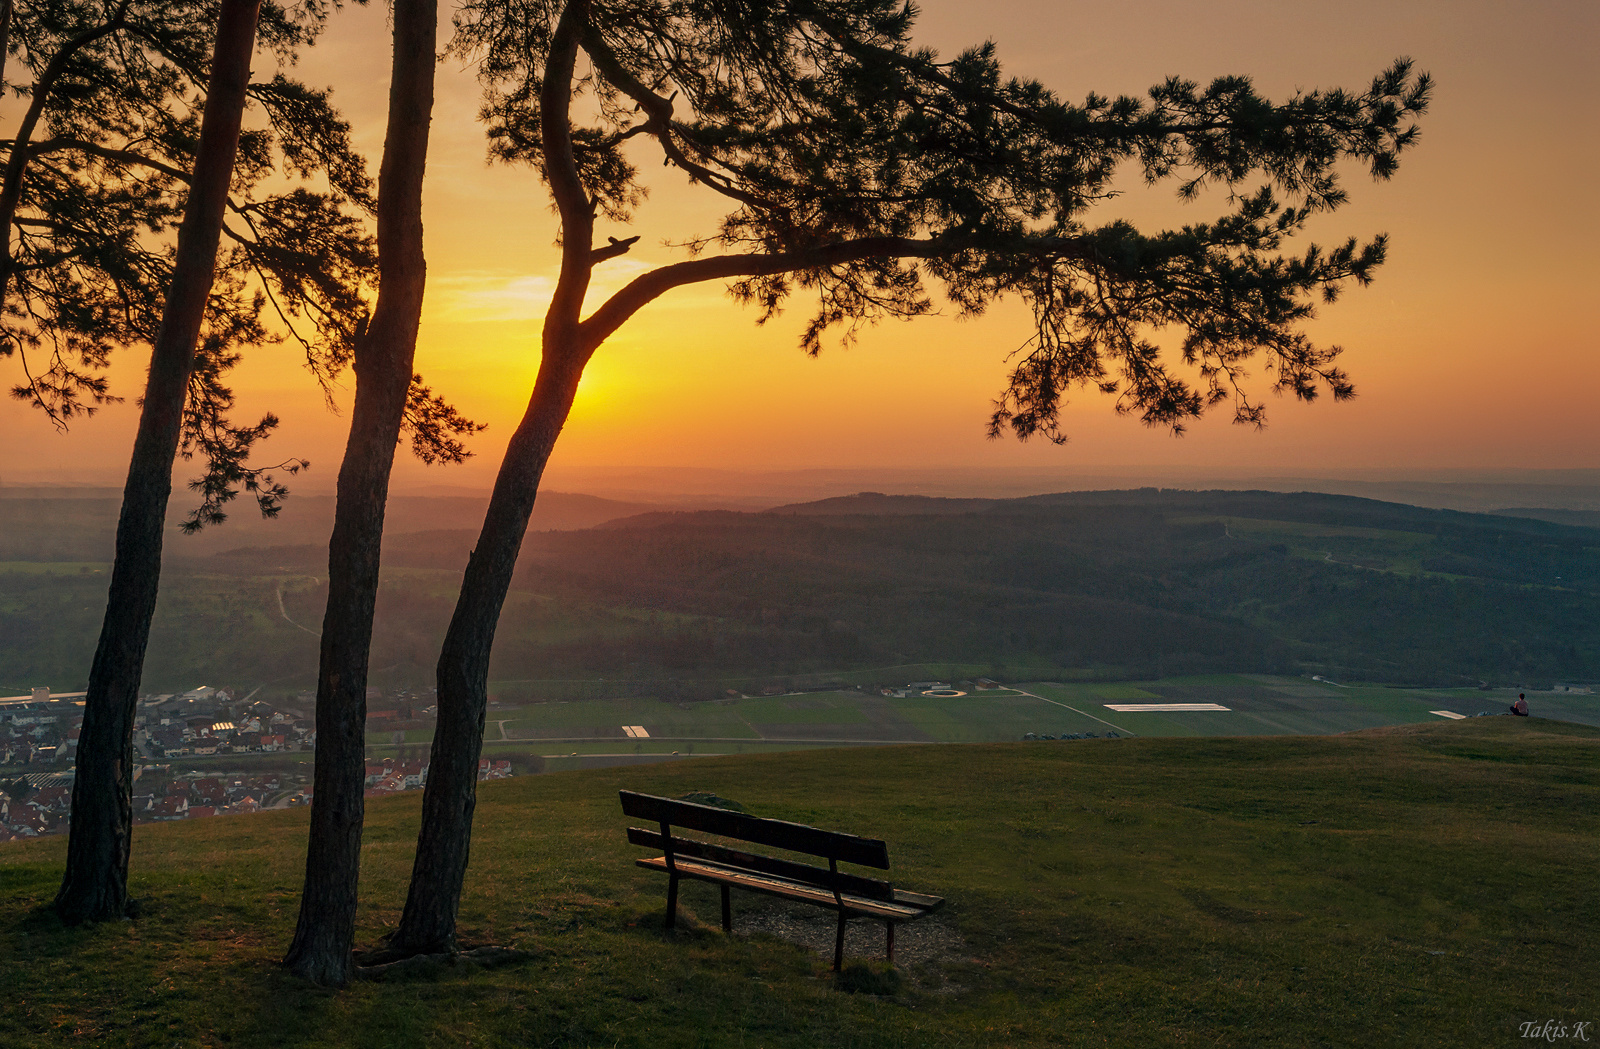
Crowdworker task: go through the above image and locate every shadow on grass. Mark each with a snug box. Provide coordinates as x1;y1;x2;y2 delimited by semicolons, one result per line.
3;721;1595;1048
837;961;903;996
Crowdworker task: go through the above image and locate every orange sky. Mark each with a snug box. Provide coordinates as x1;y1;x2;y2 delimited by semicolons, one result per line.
2;0;1596;494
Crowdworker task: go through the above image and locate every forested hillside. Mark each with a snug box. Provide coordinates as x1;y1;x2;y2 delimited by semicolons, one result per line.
500;491;1598;685
2;490;1596;693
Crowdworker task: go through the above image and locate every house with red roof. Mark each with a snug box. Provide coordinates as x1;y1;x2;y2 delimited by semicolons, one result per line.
152;796;189;820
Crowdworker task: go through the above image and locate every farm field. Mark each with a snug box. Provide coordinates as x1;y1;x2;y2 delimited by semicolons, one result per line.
2;717;1595;1048
361;675;1600;761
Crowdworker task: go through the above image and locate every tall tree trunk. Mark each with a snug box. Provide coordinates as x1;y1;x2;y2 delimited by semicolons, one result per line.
55;0;261;925
388;345;587;954
388;0;596;955
282;0;437;988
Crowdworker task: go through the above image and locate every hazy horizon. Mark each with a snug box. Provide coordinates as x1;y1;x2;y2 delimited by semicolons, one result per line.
7;464;1600;517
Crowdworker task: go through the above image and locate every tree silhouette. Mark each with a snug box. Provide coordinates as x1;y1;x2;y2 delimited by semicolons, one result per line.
54;0;269;925
282;0;483;987
390;0;1429;955
0;0;376;525
35;0;380;924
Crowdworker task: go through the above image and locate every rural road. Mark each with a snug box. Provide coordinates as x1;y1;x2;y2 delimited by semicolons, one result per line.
1009;685;1136;736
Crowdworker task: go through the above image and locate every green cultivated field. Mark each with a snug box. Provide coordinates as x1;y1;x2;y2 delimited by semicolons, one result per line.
2;718;1596;1048
363;676;1600;756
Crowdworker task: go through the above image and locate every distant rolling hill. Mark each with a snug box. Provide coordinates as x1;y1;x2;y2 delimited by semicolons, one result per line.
1493;507;1600;529
2;488;1595;692
765;492;1003;516
772;488;1600;538
0;489;660;562
493;489;1597;687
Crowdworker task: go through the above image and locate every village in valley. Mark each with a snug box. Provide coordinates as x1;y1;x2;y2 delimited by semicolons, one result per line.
0;676;1032;844
0;685;514;843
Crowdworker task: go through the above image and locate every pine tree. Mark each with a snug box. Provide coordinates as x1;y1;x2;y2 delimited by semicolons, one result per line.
0;0;375;525
383;0;1429;955
282;0;483;987
32;0;374;925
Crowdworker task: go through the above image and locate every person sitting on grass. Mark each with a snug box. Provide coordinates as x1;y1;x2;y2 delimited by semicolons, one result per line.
1510;694;1529;716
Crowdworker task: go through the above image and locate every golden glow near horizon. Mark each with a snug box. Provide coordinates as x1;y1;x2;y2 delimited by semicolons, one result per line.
2;0;1596;492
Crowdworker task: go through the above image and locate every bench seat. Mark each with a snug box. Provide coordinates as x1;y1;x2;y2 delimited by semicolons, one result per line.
635;855;933;922
621;790;942;970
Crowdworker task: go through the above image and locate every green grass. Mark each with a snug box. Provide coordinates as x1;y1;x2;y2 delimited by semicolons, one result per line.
494;688;1137;745
1088;683;1163;701
1337;686;1452;718
501;698;762;739
352;678;1598;764
736;692;874;726
3;717;1597;1047
528;739;820;758
888;692;1092;740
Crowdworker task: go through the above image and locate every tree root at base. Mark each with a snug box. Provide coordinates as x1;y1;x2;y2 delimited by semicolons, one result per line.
355;945;533;979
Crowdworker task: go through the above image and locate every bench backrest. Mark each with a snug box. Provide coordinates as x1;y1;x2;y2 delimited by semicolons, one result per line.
621;791;890;868
620;790;896;900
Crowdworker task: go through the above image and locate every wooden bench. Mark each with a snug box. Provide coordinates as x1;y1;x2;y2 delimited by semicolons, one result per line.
620;790;943;971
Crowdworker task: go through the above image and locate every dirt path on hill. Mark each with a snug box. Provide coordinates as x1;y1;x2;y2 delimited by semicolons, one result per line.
274;580;320;637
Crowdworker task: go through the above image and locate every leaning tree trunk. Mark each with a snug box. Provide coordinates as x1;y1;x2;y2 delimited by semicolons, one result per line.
282;0;437;987
389;0;596;955
388;345;588;954
54;0;261;926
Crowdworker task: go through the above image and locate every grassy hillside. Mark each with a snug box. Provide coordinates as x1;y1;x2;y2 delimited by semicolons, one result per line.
2;718;1595;1047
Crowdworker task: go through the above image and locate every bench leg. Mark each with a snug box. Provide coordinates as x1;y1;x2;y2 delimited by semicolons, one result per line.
665;872;679;930
834;912;847;972
886;922;895;964
720;884;732;933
